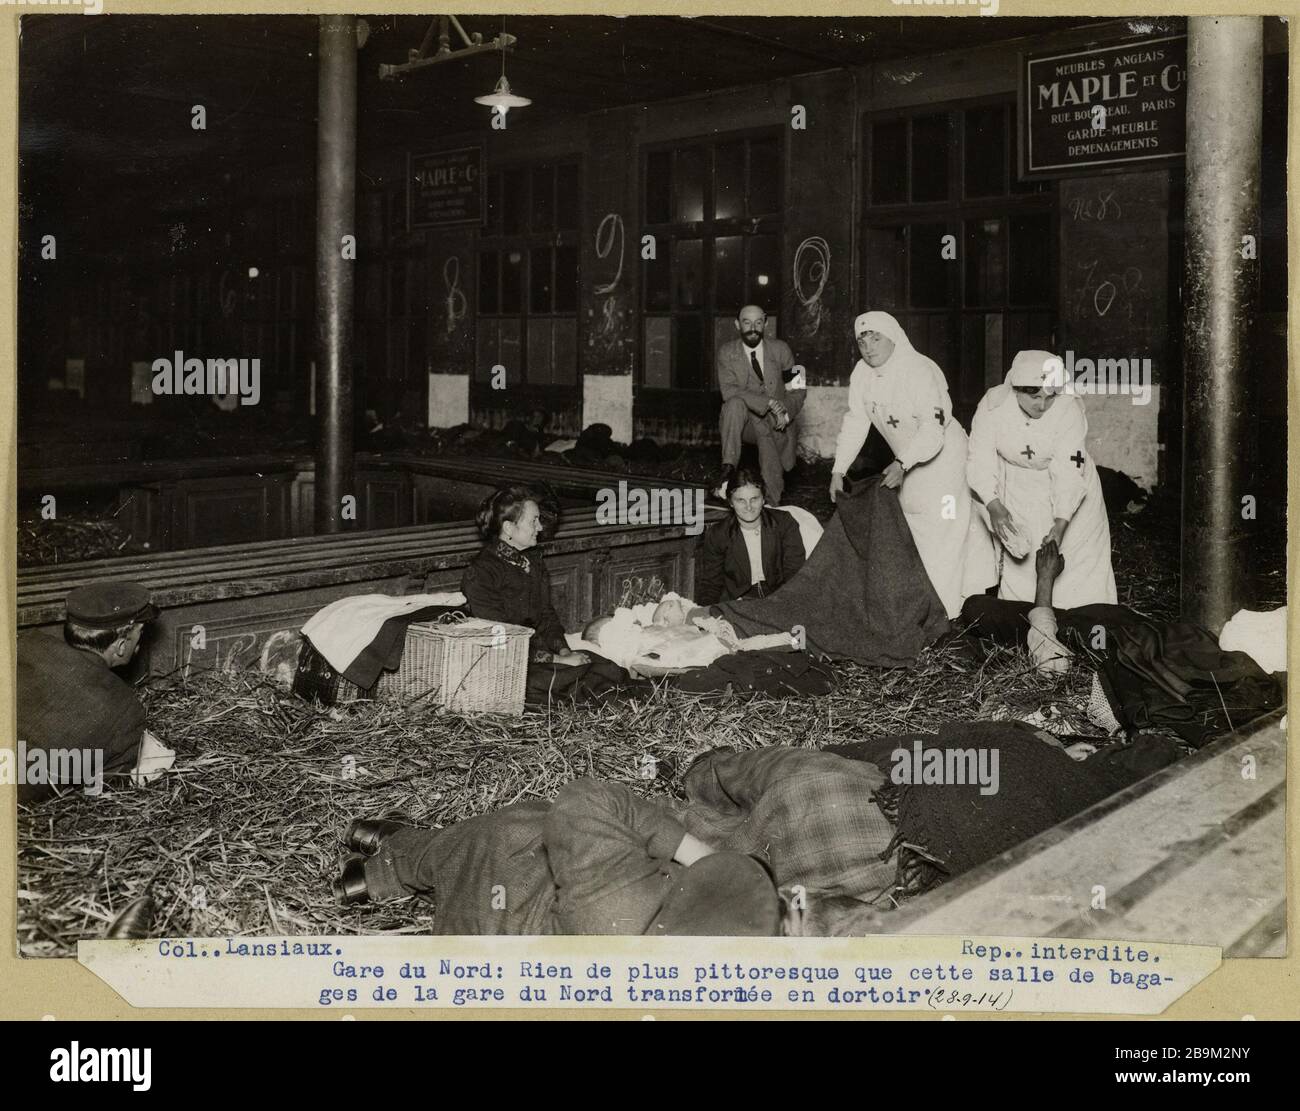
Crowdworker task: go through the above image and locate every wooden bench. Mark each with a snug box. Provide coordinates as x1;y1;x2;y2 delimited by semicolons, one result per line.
16;449;702;496
18;458;723;678
19;451;709;553
860;712;1286;954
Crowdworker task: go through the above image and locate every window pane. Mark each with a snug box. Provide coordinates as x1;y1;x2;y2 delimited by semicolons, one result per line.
478;252;499;314
1009;212;1052;305
964;217;1006;307
645;150;672;224
501;249;524;313
476;319;499;381
964;106;1006;198
503;168;527;235
713;316;736;360
863;225;906;310
911;114;950;203
674;147;705;223
530;165;554;231
871;120;907;205
909;223;949;308
499;318;522;382
748;138;780;216
527;317;553;385
714;142;745;220
644;317;671;388
554;318;578;385
554;245;578;313
644;247;671;311
673;238;703;309
714;235;744;309
556;163;579;230
530;248;553;313
673;315;705;389
747;235;779;308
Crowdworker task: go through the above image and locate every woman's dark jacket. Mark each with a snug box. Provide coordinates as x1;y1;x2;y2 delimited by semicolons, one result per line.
461;543;569;655
695;508;807;607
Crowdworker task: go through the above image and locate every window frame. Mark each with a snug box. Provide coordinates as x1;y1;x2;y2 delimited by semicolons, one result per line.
638;126;785;392
475;157;583;388
861;97;1057;408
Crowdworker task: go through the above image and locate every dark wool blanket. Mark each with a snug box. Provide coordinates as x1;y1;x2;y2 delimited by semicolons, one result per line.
525;658;651;706
826;721;1183;897
1096;621;1284;748
718;481;950;667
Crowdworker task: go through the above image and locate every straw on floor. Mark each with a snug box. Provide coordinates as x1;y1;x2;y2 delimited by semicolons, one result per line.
17;494;1227;955
18;634;1099;956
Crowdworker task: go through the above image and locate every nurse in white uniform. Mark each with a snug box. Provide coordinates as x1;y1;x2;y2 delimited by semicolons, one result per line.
966;349;1117;608
830;311;995;618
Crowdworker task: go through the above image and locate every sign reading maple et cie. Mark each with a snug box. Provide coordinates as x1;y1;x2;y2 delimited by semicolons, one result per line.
1020;36;1187;178
408;147;484;228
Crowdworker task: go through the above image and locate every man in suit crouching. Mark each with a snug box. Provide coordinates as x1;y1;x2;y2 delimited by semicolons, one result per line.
714;304;805;505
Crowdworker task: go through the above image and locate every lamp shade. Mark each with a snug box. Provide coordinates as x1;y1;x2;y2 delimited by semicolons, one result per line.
474;74;531;109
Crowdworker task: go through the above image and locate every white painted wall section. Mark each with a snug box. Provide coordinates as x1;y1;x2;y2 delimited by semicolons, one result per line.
427;373;469;429
583;373;634;444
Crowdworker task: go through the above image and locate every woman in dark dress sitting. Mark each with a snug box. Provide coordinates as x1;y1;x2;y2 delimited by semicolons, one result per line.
461;485;589;667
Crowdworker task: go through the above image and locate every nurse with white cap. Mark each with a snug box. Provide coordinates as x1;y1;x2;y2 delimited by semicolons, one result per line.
831;310;995;618
967;349;1117;608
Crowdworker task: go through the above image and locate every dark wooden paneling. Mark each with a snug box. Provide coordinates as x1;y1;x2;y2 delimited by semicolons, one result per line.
175;475;292;549
592;540;690;618
546;558;585;630
411;473;498;525
361;473;412;531
121;473;294;551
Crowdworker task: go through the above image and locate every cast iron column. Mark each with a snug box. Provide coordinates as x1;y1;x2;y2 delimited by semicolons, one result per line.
314;15;358;533
1181;16;1262;631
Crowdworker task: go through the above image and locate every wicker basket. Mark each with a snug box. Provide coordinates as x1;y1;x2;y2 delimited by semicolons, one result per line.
361;616;533;716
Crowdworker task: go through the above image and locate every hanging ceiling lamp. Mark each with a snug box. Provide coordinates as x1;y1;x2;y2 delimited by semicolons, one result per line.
474;18;530;117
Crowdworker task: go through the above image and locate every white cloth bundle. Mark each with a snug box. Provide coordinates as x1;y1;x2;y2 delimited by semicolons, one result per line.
771;504;824;556
1219;606;1287;675
301;592;467;673
999;515;1032;559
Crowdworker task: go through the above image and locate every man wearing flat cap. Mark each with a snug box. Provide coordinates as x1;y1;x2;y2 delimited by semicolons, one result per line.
15;581;159;802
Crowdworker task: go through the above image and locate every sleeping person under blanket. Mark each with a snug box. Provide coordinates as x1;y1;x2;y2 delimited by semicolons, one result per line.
578;593;792;676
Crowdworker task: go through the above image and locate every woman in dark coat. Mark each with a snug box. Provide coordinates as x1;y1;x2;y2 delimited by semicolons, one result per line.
695;467;807;606
461;485;589;667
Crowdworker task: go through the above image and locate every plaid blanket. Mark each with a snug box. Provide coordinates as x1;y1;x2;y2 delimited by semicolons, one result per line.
678;746;895;902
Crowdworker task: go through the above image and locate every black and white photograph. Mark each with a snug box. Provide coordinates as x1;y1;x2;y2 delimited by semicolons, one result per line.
9;6;1291;1007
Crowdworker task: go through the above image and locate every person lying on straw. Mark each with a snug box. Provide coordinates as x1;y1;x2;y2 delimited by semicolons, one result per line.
332;746;895;937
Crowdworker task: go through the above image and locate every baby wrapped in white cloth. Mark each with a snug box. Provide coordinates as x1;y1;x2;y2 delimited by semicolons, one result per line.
576;592;790;676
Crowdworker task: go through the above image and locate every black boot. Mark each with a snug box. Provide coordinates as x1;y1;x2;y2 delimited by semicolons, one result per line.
344;815;411;856
332;854;371;906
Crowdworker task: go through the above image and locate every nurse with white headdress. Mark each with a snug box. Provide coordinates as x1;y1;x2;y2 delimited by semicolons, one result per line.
830;311;995;618
967;349;1117;608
